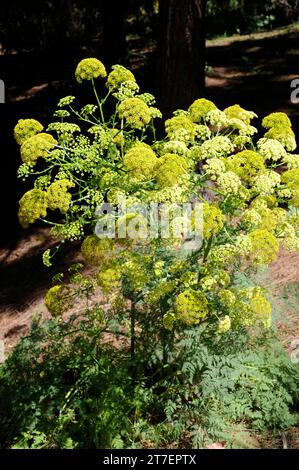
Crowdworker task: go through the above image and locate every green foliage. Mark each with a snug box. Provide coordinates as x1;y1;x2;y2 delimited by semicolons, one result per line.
0;315;298;449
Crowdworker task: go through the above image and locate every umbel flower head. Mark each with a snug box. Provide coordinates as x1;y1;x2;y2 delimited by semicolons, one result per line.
165;115;195;143
97;267;121;293
14;119;44;145
224;104;257;125
227;150;266;184
45;285;73;317
262;112;292;129
81;235;114;266
202;203;225;238
106;64;136;90
154;153;188;188
123;143;158;180
117;97;151;129
217;315;231;334
75;58;107;83
18;188;48;228
20;133;57;166
175;289;209;325
188;98;217;123
46;179;75;214
249;229;279;265
264;126;296;152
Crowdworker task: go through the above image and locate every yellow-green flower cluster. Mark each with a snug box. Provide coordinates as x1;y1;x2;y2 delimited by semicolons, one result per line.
97;267;121;293
202;203;225;238
227;150;266;184
188;98;217;122
154;153;188;188
146;184;189;203
217;315;231;333
232;135;252;149
147;280;176;305
81;235;114;266
203;157;226;180
257;138;287;161
205;109;228;128
14;119;44;145
118;97;151;129
175;289;209;325
280;169;299;207
165;115;195;143
88;125;111;149
217;171;242;195
194;124;211;141
20;133;57;166
75;58;107;83
252;171;281;196
121;258;148;292
241;288;272;328
112;81;140;101
45;285;73;317
123;143;158;179
218;289;236;308
200;136;234;159
46;179;75;214
161;140;190;157
51;221;84;242
106;64;136;90
224;104;257;125
235;234;253;255
262;112;291;129
283;153;299;169
18;189;48;228
249;229;279;265
207;243;240;267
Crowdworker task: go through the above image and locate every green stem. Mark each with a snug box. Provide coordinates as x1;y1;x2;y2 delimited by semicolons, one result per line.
91;77;105;123
203;235;213;262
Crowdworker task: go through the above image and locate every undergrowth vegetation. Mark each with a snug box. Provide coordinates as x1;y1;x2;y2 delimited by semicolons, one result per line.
1;57;299;448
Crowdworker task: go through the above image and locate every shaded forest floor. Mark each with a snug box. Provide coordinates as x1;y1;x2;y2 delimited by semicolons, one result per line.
0;24;299;448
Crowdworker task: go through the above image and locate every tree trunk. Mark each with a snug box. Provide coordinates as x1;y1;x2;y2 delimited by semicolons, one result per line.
156;0;206;117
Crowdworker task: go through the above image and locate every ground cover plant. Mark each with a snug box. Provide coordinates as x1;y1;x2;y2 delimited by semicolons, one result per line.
1;58;299;448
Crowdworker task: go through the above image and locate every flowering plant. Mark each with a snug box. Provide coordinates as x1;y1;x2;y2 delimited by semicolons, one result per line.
15;58;299;364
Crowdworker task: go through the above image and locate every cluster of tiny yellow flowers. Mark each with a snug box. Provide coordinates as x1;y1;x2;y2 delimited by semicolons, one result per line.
97;267;121;293
20;133;57;166
18;189;48;228
81;235;114;266
224;104;257;125
46;179;75;214
217;315;231;333
227;150;265;184
202;203;225;238
123;143;157;180
154;153;188;188
257;138;287;161
175;289;209;325
75;58;107;83
200;136;234;159
106;64;136;90
188;98;217;122
14;119;44;145
44;285;73;317
165;115;195;143
249;229;279;265
118;97;151;129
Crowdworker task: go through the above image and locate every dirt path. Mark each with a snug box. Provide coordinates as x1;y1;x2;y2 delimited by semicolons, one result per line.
206;23;299;135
